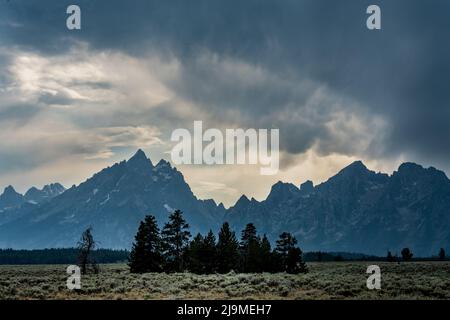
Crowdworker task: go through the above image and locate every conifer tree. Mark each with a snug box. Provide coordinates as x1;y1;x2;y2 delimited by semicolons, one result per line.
275;232;307;274
275;232;297;257
186;230;217;274
129;215;163;273
260;234;273;272
401;247;413;261
239;223;261;272
185;233;204;274
386;251;395;262
161;209;191;272
216;222;240;273
439;248;446;261
286;246;308;274
202;230;217;273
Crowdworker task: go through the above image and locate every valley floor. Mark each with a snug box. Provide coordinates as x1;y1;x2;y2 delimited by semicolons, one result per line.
0;262;449;300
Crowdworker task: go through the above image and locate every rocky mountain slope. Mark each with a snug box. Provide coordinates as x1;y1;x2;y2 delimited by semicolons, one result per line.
0;150;224;249
225;161;450;256
0;151;448;256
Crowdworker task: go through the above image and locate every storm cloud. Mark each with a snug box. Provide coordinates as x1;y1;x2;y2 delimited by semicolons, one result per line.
1;0;449;204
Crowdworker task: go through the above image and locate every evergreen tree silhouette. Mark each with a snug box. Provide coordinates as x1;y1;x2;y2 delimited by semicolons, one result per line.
216;222;240;273
275;232;297;257
401;248;413;261
439;248;446;261
202;230;217;273
275;232;307;273
386;251;395;262
186;230;217;274
185;233;204;274
240;223;261;272
161;209;191;272
260;234;273;272
286;247;308;274
129;215;163;273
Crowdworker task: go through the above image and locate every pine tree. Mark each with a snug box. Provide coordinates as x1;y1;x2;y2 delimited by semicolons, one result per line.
386;251;394;262
161;209;191;272
216;222;240;273
439;248;446;261
129;215;163;273
202;230;217;274
240;223;261;272
286;247;308;274
260;234;273;272
185;233;204;274
275;232;308;273
240;223;257;245
275;232;297;257
401;248;413;262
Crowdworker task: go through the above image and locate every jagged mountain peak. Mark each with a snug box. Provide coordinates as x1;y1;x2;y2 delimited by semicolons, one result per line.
323;160;390;188
3;185;20;195
24;183;66;204
265;181;299;206
24;187;39;197
0;185;24;209
300;180;314;194
272;180;296;189
392;162;449;191
338;160;369;175
234;194;250;206
132;148;146;159
398;162;423;171
155;158;171;168
1;156;450;256
227;194;259;217
154;159;185;182
42;183;66;194
396;162;448;179
268;181;298;196
0;150;221;248
396;162;428;178
127;149;153;167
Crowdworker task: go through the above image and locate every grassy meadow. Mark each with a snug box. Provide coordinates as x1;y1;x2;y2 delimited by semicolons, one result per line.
0;262;449;300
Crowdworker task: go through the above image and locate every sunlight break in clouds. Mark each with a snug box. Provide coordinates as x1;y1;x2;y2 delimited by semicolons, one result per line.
0;44;395;205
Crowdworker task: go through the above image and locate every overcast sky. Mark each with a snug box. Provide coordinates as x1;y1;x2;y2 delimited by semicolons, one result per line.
1;0;449;206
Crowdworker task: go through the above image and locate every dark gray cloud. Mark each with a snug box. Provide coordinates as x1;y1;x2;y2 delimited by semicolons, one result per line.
0;103;42;124
1;0;450;169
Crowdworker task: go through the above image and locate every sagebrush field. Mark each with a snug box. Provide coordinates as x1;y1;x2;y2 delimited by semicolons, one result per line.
0;262;449;300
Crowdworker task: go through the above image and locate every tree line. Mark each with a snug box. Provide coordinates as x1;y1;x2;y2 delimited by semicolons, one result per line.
386;247;446;262
0;248;128;265
128;209;308;274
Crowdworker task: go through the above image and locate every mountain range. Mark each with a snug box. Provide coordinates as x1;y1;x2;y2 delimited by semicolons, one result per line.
0;150;449;256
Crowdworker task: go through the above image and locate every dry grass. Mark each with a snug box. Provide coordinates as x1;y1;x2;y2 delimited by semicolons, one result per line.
0;262;449;300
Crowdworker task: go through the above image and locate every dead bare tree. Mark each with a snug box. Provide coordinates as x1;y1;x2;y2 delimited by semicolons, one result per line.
77;227;99;274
